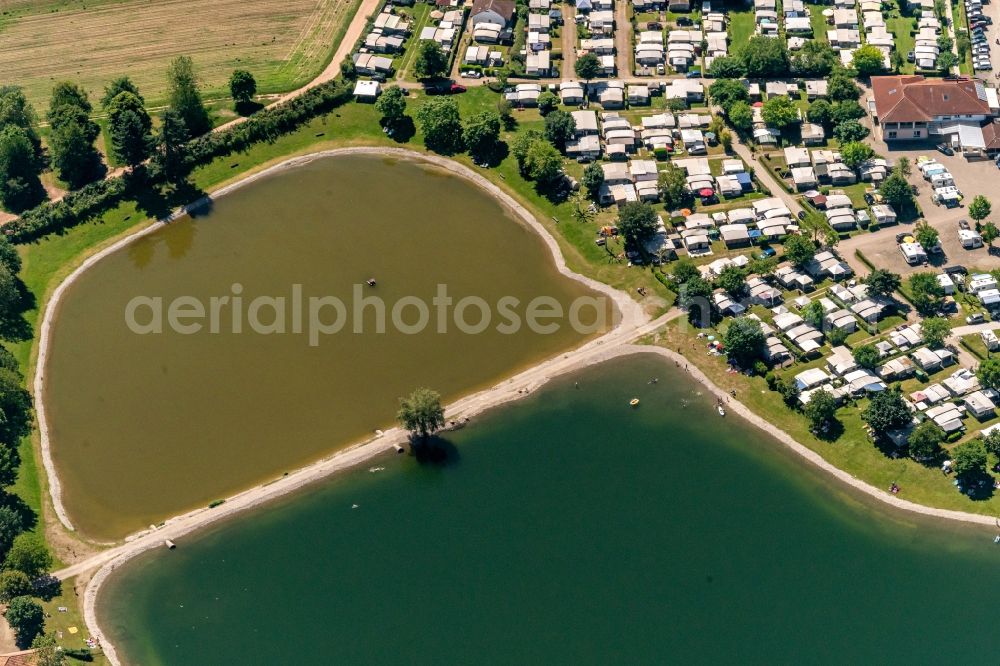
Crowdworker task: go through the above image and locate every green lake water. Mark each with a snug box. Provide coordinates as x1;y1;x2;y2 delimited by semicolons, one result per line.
43;154;604;540
99;354;999;664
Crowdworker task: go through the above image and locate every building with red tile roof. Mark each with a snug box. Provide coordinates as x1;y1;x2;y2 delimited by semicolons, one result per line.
870;75;997;149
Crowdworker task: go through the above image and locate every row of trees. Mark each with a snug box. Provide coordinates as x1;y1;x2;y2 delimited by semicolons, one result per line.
1;57;257;218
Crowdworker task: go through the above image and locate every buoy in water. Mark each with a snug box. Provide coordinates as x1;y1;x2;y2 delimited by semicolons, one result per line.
629;398;640;407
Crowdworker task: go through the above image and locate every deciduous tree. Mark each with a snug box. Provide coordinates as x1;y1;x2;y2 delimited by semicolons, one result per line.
862;388;911;432
723;316;766;367
4;596;42;648
4;534;51;579
617;202;658;249
908;271;944;315
761;96;798;130
416;97;463;155
953;439;988;481
574;53;601;80
908;420;944;461
782;234;815;268
543;110;575;152
879;173;913;211
463;110;502;162
804;389;838;431
970;195;992;224
716;264;746;296
853;343;880;369
582;162;604;201
864;268;901;299
167;56;211;137
228;69;257;106
739;36;790;78
852;44;886;75
397;388;445;443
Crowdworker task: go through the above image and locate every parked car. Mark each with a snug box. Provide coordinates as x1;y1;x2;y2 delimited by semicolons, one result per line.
656;64;665;75
959;219;971;230
937;143;955;155
797;210;807;221
896;232;909;243
967;313;986;324
864;192;876;205
757;247;776;259
677;16;693;25
907;50;916;62
647;21;662;29
460;70;483;79
685;69;702;79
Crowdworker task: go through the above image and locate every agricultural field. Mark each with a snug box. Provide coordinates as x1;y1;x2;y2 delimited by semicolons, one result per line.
0;0;357;109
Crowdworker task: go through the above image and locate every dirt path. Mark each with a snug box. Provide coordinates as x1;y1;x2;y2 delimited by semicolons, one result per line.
214;0;382;134
561;5;578;78
614;2;631;76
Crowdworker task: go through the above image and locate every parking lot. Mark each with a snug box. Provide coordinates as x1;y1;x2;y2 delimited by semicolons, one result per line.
839;133;1000;275
966;0;994;75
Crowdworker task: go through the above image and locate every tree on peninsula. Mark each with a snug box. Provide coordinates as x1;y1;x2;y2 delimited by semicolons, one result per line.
397;388;446;444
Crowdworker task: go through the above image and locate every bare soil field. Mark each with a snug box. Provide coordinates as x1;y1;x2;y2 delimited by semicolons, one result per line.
0;0;355;109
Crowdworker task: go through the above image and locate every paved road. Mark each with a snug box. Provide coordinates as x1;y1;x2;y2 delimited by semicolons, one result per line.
728;137;806;217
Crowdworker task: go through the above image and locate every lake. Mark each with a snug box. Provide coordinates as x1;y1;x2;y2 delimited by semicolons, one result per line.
43;154;605;540
98;354;999;664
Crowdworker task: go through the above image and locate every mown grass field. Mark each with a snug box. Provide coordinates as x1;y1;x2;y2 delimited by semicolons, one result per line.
0;0;355;109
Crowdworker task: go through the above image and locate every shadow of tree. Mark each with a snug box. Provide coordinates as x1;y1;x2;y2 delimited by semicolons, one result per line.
0;279;36;343
235;100;265;117
411;435;460;468
0;490;37;533
386;116;416;143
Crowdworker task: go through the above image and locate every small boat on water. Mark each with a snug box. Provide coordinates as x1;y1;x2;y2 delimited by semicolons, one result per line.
630;398;640;407
717;405;726;416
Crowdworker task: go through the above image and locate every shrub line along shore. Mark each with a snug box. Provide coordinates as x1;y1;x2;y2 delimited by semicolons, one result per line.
42;148;998;663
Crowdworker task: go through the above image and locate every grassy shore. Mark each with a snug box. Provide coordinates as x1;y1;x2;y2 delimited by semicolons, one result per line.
655;318;1000;517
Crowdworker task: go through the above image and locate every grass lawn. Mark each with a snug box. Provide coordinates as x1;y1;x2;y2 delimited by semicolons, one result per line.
961;333;991;360
808;7;829;42
728;9;756;47
397;3;434;81
887;13;917;75
0;0;360;110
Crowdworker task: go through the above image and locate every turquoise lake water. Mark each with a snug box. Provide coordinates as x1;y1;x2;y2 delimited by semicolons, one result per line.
99;354;998;664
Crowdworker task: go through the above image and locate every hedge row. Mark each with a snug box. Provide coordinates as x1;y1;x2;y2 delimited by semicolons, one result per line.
7;78;354;244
